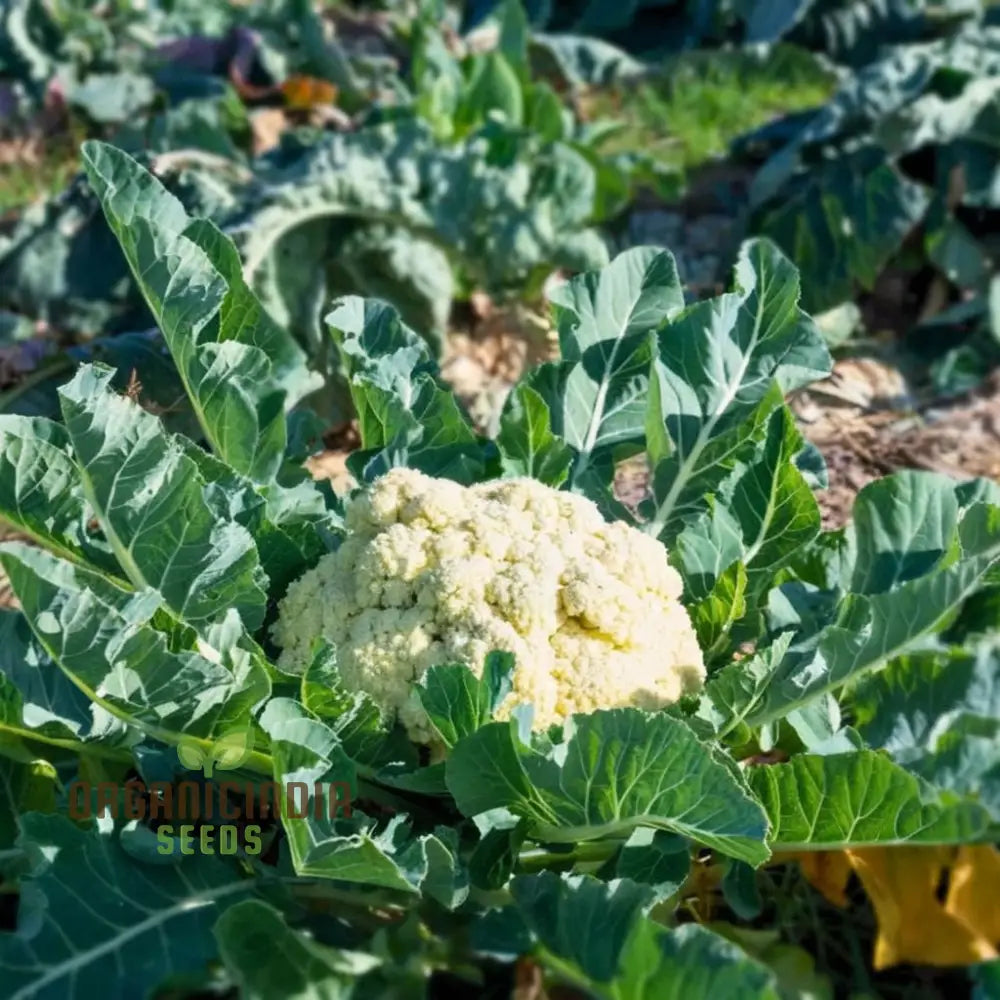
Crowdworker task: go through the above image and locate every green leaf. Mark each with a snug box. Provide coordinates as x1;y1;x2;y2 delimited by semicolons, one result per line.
602;921;780;1000
0;813;255;1000
57;364;269;631
398;827;470;910
496;384;573;486
531;33;645;89
689;561;748;663
722;860;763;920
327;222;453;349
714;493;1000;731
497;0;530;75
259;698;391;884
418;652;515;749
692;635;795;741
850;641;1000;818
538;247;684;489
677;403;821;660
749;751;993;850
64;72;155;125
237;120;607;346
214;899;380;999
511;872;779;998
852;643;1000;755
972;960;1000;1000
80;141;318;482
722;405;821;589
469;823;526;891
412;17;465;139
908;734;1000;820
327;297;486;484
511;872;654;982
0;608;129;747
0;542;267;741
845;470;961;595
260;699;443;892
177;436;341;598
447;710;770;864
526;81;569;142
601;829;690;901
642;240;832;542
0;415;117;573
753;150;930;314
550;246;684;360
458;51;525;131
299;642;418;772
0;756;57;849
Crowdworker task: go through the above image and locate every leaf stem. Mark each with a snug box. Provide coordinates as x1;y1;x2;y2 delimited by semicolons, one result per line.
534;945;606;998
284;876;412;914
644;289;766;539
0;722;135;766
516;839;621;873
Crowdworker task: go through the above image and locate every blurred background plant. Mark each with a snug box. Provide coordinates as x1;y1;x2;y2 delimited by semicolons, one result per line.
3;0;1000;476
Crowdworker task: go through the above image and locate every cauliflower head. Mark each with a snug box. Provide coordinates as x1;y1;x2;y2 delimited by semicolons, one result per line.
272;468;705;744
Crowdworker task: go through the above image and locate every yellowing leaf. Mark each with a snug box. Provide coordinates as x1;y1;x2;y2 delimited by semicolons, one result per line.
846;846;998;970
281;75;337;110
945;845;1000;945
784;851;852;908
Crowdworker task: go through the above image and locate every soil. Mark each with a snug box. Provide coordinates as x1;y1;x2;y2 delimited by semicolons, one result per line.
441;300;558;435
793;358;1000;527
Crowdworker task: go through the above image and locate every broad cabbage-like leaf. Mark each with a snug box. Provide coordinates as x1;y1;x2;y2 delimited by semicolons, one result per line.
58;364;268;631
327;297;487;484
749;750;993;849
696;473;1000;734
0;542;268;742
0;415;117;574
80;141;320;483
641;239;832;542
259;699;466;902
0;813;256;999
214;899;381;998
446;709;770;865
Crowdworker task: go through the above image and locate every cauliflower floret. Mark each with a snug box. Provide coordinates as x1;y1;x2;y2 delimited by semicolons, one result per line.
272;468;705;744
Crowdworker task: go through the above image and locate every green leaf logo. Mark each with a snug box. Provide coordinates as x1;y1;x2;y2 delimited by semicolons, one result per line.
176;727;254;778
176;740;207;773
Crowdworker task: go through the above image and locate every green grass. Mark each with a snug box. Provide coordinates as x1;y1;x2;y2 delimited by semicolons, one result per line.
0;45;834;216
587;44;836;173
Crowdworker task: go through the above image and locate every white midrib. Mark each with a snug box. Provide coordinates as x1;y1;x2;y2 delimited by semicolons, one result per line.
71;431;227;661
645;293;766;537
572;318;632;485
9;879;253;1000
741;460;782;568
74;452;149;598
